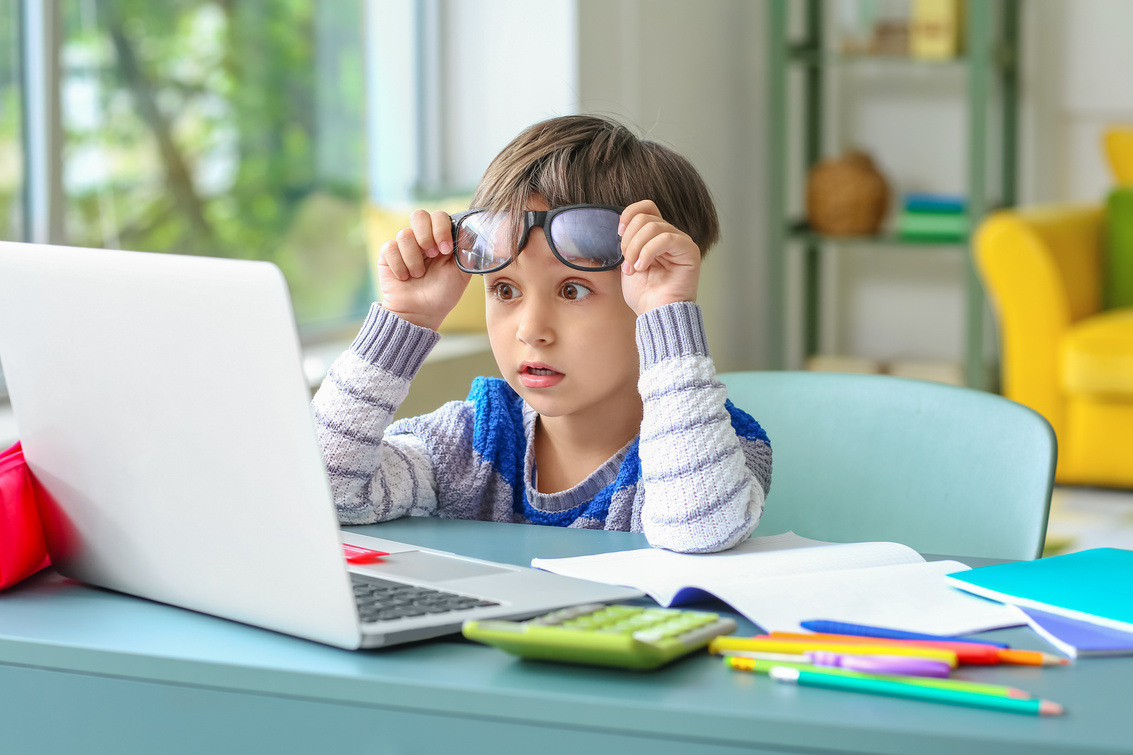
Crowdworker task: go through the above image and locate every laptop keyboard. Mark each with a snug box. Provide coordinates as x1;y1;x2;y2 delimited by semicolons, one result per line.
351;574;500;623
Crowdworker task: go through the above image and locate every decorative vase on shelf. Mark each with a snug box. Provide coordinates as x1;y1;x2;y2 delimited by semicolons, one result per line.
805;151;890;236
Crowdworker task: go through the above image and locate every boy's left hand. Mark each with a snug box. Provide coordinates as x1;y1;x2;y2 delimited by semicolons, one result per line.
618;200;701;315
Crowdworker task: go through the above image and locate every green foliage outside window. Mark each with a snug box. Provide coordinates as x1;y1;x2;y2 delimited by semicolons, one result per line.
61;0;371;331
0;2;21;243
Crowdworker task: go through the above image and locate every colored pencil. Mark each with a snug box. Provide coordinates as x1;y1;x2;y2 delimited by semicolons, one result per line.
708;636;958;667
724;656;1034;699
800;619;1011;648
766;632;1068;666
768;666;1065;716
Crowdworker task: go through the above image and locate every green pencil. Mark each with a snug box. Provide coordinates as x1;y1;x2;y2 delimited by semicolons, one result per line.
768;666;1065;716
725;656;1033;699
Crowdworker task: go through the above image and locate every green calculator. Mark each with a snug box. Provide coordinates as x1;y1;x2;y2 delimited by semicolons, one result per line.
462;603;737;670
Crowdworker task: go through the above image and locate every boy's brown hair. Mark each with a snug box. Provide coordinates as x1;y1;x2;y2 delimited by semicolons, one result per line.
471;115;720;257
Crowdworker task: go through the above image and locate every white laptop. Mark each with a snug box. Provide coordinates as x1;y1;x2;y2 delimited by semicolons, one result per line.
0;241;642;649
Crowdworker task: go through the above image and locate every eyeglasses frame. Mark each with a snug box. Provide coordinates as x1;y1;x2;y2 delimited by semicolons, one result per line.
449;203;626;274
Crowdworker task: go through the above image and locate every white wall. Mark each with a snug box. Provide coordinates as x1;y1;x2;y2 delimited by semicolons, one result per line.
441;0;579;192
577;0;767;371
367;0;579;203
1047;0;1133;202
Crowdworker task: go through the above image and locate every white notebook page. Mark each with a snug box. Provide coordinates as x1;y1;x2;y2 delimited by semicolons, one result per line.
532;532;1025;635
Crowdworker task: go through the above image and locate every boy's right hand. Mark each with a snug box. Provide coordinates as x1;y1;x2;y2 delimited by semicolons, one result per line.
377;209;471;332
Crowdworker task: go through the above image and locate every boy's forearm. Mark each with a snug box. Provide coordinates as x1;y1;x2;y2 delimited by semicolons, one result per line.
635;302;768;553
311;304;441;524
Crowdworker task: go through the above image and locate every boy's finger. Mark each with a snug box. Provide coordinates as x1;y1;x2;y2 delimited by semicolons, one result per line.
620;211;664;249
619;200;660;235
431;211;454;254
621;244;638;275
380;240;411;281
395;228;429;277
409;209;439;258
634;232;686;272
621;217;665;264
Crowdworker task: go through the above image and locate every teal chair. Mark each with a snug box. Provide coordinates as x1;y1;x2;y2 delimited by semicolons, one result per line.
720;371;1057;561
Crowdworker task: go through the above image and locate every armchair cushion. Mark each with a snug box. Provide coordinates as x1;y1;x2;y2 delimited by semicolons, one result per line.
1062;308;1133;398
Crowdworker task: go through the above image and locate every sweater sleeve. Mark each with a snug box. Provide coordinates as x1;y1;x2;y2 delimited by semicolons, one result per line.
311;303;445;524
635;302;772;553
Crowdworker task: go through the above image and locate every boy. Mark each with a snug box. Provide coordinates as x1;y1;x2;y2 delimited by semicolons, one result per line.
313;115;771;553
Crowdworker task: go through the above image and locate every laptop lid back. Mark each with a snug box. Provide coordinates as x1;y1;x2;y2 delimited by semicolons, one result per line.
0;242;363;649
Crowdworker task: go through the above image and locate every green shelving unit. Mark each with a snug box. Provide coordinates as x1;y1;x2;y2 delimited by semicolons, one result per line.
766;0;1020;390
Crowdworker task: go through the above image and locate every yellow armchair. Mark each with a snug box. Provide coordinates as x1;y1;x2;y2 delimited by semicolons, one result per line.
975;206;1133;487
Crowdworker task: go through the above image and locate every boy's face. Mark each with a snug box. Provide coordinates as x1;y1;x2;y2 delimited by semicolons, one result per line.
484;199;640;424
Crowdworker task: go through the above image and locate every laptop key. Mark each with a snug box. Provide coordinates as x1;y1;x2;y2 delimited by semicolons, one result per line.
351;574;499;623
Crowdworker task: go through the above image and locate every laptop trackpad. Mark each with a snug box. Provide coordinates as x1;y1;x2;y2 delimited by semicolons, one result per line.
355;550;513;582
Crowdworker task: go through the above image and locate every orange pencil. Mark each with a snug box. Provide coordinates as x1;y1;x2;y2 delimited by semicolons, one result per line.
766;632;1068;666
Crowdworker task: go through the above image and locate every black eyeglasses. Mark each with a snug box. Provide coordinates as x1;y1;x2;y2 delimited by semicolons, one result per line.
450;204;625;274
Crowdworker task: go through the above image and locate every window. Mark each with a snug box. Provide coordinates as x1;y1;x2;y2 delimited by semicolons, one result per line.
59;0;370;336
0;1;21;398
1;0;579;404
4;1;370;400
0;2;21;243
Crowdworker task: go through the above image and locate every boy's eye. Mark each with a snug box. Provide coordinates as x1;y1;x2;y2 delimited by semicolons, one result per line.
490;281;519;301
561;282;592;301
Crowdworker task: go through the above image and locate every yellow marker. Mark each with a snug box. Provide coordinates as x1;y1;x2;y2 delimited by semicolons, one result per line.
708;636;958;668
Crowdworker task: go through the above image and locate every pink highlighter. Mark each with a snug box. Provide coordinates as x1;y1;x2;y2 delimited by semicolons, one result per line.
805;650;951;678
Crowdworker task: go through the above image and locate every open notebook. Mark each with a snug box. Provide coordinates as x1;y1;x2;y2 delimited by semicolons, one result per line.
533;532;1027;636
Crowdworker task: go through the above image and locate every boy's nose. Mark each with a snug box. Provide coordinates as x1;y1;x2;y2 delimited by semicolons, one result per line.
515;296;555;346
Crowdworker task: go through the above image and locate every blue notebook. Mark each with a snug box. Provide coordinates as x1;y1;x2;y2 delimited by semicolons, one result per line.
902;193;966;214
1022;607;1133;659
944;548;1133;634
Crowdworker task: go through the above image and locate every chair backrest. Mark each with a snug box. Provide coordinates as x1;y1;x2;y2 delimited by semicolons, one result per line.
720;371;1057;560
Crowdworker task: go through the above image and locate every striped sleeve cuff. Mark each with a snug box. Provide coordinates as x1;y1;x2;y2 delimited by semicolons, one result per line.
636;301;710;370
350;303;440;379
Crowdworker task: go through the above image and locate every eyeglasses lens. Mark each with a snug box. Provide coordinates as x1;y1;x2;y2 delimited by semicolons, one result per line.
456;212;512;273
549;208;622;269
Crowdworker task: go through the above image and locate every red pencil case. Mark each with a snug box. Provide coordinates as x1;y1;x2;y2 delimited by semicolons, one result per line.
0;442;51;590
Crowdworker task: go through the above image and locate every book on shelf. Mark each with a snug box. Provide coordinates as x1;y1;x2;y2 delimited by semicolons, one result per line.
531;532;1025;636
945;547;1133;635
896;193;967;241
903;193;966;214
896;211;967;241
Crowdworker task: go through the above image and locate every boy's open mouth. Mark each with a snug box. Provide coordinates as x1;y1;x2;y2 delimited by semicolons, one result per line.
519;362;564;388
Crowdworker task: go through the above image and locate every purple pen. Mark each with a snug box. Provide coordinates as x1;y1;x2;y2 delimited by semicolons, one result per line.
806;650;951;678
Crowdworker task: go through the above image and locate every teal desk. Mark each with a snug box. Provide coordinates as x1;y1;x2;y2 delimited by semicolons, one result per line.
0;518;1128;755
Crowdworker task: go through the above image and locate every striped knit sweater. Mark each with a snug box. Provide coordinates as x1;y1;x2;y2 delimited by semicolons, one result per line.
312;301;772;553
